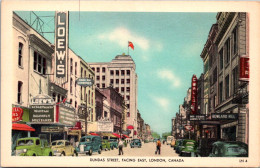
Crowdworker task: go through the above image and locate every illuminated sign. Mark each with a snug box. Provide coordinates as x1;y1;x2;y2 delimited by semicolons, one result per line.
55;11;68;80
12;107;23;122
191;75;197;114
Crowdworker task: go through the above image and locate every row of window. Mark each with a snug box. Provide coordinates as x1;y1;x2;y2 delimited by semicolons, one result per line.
96;76;131;84
70;58;78;75
91;67;131;76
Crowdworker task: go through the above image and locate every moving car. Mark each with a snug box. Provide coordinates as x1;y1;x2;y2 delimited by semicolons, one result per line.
109;139;118;150
51;140;77;156
76;135;102;156
167;136;174;145
130;139;142;148
15;137;53;156
209;141;248;157
196;138;224;157
101;140;111;151
179;139;197;157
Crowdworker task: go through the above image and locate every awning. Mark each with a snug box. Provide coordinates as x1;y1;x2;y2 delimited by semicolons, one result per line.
89;132;100;136
12;123;35;132
122;134;130;138
101;132;117;138
127;125;134;130
112;133;120;138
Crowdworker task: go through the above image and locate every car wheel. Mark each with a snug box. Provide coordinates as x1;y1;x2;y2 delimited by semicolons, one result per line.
49;152;53;156
72;151;78;157
98;148;102;154
33;154;36;156
89;149;92;156
180;152;182;156
61;152;65;156
111;146;114;150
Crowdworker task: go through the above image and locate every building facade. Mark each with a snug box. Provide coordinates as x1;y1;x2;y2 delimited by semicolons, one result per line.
89;54;138;136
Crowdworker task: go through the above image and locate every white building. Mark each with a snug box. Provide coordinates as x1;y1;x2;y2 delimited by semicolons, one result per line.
89;54;138;136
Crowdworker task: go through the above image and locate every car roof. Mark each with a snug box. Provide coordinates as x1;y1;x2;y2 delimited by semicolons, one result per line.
17;137;39;140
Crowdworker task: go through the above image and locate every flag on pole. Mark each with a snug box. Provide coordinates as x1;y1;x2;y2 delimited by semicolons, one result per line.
128;41;134;50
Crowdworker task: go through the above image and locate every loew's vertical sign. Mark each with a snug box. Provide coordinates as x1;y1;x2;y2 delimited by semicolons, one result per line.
55;11;68;81
191;75;197;115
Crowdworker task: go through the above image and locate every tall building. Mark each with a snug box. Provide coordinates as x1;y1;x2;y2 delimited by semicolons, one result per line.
89;54;138;136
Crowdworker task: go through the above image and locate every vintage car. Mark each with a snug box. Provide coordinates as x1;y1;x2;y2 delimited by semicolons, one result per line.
76;135;102;156
196;138;224;157
175;139;184;153
51;140;77;156
15;137;53;156
170;139;176;148
130;139;142;148
209;141;248;157
179;139;197;157
109;139;118;150
101;140;111;151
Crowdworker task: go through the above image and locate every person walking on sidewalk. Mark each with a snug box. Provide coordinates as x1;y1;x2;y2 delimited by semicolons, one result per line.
118;139;124;155
156;139;161;155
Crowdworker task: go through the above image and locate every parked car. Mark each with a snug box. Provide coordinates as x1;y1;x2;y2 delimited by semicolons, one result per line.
51;140;77;156
109;139;118;150
101;140;111;151
175;139;184;153
15;137;53;156
196;138;224;157
76;135;102;156
167;136;174;145
209;141;248;157
170;139;176;148
130;139;142;148
179;139;197;157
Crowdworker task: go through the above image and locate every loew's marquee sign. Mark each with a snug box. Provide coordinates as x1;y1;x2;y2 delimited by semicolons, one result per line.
56;103;76;126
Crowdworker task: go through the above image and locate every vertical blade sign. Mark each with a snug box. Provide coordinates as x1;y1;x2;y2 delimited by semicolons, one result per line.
191;75;197;115
55;12;68;79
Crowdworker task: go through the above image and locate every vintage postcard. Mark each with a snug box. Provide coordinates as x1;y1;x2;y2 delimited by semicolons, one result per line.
1;0;260;167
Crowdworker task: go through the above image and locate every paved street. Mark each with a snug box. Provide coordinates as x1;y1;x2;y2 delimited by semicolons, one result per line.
78;142;179;157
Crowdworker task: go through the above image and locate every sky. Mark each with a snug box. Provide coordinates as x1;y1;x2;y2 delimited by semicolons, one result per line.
16;11;217;135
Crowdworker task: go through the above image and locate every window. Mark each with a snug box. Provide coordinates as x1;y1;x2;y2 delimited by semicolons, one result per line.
127;112;130;117
121;87;125;92
126;95;130;100
219;48;223;70
127;70;130;75
225;75;230;99
110;79;114;84
232;27;238;55
219;82;223;103
102;67;106;73
121;70;125;76
97;84;100;88
115;87;119;92
225;38;230;65
18;43;23;67
126;87;130;92
127;104;130;108
102;76;105;81
205;103;208;115
102;83;105;88
116;79;119;84
70;99;72;104
232;66;239;94
81;68;83;77
96;75;100;80
91;92;93;105
213;68;217;84
70;58;73;74
91;67;95;71
127;79;130;84
97;67;100;72
88;90;90;104
18;81;23;104
70;78;73;94
52;93;56;102
75;62;77;75
110;70;114;75
121;79;125;84
57;94;60;102
81;86;83;100
33;51;46;75
36;140;40;145
84;70;86;78
116;70;119;76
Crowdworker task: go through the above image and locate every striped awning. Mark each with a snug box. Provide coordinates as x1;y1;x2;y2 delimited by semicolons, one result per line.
100;132;117;138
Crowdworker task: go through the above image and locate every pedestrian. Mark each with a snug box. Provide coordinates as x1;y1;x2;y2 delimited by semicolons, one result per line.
118;139;124;155
155;139;161;155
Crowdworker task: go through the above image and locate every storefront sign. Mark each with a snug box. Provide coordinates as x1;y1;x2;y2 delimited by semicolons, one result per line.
189;114;206;121
30;105;54;123
55;11;68;79
185;125;193;131
191;75;198;114
12;107;23;122
239;56;249;81
57;104;75;126
41;126;64;133
97;121;113;132
76;78;94;87
211;113;238;120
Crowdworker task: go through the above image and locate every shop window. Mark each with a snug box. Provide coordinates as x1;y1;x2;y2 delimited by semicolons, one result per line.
17;81;23;104
18;43;23;67
102;67;106;73
225;75;230;99
110;70;114;75
33;51;46;75
121;79;125;84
